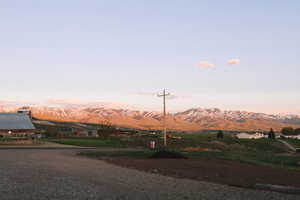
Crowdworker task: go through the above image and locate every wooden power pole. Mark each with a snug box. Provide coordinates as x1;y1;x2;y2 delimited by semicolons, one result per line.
158;89;170;146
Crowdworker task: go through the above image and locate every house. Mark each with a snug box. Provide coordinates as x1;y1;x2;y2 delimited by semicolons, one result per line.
236;132;264;139
74;129;99;137
284;135;300;140
0;113;36;137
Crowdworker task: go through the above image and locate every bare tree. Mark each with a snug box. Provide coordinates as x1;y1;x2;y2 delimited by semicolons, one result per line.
98;120;116;136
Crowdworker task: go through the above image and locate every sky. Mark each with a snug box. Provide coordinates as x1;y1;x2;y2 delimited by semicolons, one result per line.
0;0;299;114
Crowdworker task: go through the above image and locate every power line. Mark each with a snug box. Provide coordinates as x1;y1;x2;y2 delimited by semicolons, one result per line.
157;89;170;146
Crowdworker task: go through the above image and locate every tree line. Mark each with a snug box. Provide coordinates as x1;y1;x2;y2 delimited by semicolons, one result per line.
281;127;300;135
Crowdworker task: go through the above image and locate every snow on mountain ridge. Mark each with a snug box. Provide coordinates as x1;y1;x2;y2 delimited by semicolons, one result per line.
0;104;299;121
174;107;299;121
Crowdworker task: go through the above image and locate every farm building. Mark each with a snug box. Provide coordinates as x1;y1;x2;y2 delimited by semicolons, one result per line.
74;129;98;137
0;113;36;137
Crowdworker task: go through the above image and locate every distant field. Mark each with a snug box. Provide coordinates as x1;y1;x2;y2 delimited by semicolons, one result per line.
125;132;287;153
45;132;287;152
44;137;127;148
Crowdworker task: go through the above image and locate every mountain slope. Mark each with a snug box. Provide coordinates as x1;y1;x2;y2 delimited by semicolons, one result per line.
1;105;299;131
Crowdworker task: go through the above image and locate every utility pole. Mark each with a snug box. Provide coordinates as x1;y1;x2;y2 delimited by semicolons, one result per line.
158;89;170;146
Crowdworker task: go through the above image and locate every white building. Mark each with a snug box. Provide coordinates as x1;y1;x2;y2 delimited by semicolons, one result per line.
285;135;300;140
236;132;265;139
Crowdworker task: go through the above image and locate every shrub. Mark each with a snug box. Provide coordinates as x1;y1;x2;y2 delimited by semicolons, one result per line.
294;128;300;135
281;127;295;135
217;130;224;139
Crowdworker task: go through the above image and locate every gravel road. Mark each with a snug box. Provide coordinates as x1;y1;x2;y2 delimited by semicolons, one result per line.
0;149;298;200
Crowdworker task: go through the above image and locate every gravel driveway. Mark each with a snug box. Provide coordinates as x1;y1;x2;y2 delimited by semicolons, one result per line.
0;149;298;200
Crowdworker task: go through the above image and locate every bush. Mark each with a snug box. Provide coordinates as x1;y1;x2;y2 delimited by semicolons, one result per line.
151;149;188;159
281;127;295;135
217;130;224;139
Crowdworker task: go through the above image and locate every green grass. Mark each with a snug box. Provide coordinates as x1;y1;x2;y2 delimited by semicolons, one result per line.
285;139;300;148
186;151;300;170
0;137;29;142
43;137;127;148
221;138;285;153
132;132;286;153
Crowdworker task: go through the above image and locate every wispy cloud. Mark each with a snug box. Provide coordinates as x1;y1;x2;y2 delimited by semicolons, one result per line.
132;92;191;100
0;100;19;105
226;58;240;65
0;100;38;106
196;61;215;68
131;92;157;96
167;95;191;100
46;99;133;109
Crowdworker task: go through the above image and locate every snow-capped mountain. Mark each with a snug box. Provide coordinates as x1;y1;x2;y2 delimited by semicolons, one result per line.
0;103;299;131
174;107;299;121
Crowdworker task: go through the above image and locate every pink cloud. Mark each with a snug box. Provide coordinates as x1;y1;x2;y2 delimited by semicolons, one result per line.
0;100;37;106
196;61;215;68
226;58;240;65
46;99;134;109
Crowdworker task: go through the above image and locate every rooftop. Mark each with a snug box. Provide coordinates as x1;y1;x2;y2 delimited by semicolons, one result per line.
0;113;35;130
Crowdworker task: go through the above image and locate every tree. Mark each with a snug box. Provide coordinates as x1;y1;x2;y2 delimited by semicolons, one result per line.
294;128;300;135
98;120;116;136
281;127;295;135
268;128;275;139
217;130;224;139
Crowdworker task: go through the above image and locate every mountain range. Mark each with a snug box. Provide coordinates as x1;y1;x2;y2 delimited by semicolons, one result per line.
0;103;299;131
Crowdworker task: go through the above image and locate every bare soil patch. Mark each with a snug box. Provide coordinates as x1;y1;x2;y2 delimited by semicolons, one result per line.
106;158;300;189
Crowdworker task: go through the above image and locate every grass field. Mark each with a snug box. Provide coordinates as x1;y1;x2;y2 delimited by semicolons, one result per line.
0;137;41;145
77;132;299;171
44;137;127;148
286;139;300;148
0;137;29;141
44;133;285;152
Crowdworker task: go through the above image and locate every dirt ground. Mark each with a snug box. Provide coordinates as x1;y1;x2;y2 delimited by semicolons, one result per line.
3;150;299;200
107;158;300;189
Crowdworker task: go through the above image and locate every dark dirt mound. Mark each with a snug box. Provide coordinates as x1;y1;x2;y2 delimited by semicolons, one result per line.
150;149;188;159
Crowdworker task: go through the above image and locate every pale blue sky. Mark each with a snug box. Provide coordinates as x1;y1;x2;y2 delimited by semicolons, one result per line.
0;1;299;114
